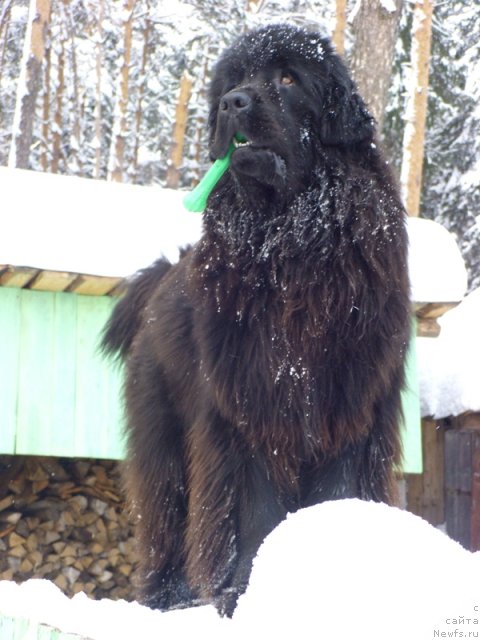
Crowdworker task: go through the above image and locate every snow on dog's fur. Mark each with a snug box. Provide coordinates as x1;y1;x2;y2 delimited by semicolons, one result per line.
102;24;410;616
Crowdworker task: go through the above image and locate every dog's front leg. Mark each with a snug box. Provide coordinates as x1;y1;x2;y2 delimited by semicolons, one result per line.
185;411;287;616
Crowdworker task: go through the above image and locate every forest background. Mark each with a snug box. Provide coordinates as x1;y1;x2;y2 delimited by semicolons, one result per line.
0;0;479;290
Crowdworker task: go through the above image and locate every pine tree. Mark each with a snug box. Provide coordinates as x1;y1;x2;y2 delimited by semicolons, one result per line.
421;0;480;289
349;0;404;134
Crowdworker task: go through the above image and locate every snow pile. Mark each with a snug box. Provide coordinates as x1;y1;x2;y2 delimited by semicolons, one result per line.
417;287;480;417
1;500;478;640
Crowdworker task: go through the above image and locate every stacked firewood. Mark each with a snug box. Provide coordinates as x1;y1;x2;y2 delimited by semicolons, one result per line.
0;456;137;601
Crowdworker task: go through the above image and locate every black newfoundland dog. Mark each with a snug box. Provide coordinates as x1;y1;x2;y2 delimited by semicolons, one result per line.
103;24;410;616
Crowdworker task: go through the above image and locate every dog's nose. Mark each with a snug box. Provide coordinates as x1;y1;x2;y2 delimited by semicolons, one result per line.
220;90;252;113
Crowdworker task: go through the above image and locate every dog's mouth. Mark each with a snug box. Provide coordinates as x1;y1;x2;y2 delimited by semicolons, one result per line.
211;131;253;159
233;135;250;149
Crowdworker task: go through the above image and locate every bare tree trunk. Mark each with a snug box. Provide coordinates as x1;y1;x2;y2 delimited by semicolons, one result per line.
0;0;14;32
132;3;151;181
192;47;210;187
66;0;82;175
51;35;65;173
332;0;347;56
400;0;434;217
93;0;104;179
349;0;403;133
108;0;136;183
166;71;193;189
40;41;50;171
0;0;14;87
8;0;51;169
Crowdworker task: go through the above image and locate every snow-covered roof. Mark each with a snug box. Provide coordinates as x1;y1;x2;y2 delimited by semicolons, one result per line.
417;287;480;418
2;167;477;418
0;167;468;303
407;216;468;302
0;167;202;278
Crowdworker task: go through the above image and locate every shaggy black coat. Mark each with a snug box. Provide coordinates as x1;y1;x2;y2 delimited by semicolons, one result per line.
103;24;410;616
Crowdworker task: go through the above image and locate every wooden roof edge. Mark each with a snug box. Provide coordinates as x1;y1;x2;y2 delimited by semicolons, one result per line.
413;301;461;318
0;265;125;297
0;266;464;312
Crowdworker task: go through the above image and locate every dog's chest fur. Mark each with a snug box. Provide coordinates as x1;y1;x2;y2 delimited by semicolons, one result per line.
189;211;370;480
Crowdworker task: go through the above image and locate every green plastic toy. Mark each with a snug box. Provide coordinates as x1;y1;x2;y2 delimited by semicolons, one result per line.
183;135;245;213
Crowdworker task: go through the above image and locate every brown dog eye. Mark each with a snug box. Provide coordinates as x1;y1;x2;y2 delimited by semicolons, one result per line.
280;73;295;86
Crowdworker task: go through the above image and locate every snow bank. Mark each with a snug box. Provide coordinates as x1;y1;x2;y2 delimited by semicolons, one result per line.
0;169;468;304
1;500;478;640
417;287;480;417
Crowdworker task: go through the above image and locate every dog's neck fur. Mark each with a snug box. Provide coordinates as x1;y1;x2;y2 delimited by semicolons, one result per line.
191;148;406;340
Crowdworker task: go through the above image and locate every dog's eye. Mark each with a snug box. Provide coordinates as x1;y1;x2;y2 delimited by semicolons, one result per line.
280;72;295;86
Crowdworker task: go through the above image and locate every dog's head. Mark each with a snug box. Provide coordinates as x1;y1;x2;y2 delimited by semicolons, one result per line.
208;24;374;195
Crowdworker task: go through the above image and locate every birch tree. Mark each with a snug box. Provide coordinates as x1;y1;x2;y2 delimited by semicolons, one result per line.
400;0;434;217
8;0;51;169
349;0;403;134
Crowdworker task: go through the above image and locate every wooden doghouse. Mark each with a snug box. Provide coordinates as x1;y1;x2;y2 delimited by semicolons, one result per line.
1;168;471;605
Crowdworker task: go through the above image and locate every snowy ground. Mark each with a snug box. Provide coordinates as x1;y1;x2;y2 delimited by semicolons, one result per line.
1;500;479;640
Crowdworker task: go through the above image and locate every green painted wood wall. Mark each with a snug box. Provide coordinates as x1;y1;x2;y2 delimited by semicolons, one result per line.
0;615;82;640
0;286;422;472
400;319;422;474
0;288;125;459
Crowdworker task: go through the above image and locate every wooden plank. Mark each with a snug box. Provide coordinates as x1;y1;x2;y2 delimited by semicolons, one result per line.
1;287;125;460
0;288;22;454
406;418;445;526
69;275;123;296
446;490;471;551
49;293;78;456
0;266;125;297
414;301;460;318
400;319;423;474
106;279;127;297
0;266;39;288
471;433;480;551
445;429;473;550
452;412;480;431
75;296;125;459
416;317;440;337
16;290;56;455
29;270;78;292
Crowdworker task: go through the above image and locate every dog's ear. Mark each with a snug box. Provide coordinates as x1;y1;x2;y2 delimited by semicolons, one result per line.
319;61;375;146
